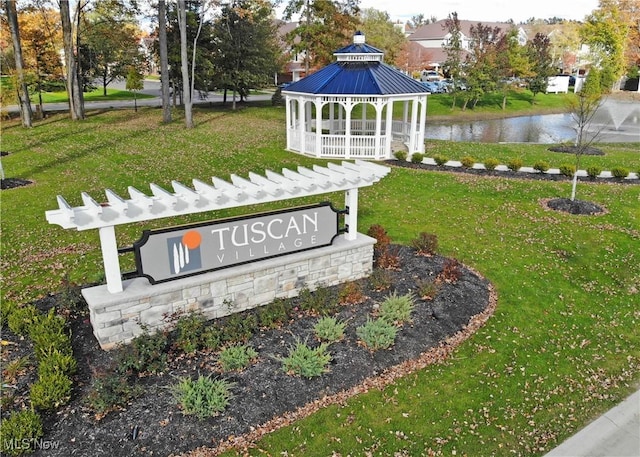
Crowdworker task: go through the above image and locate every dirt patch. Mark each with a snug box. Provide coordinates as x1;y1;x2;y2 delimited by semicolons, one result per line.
2;246;494;457
541;197;608;215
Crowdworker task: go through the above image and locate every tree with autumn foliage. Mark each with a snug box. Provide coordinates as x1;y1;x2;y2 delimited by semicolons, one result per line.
283;0;360;73
356;8;406;66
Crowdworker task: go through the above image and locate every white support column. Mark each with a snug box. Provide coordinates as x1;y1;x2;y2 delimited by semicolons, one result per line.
385;100;394;158
285;96;292;150
418;96;427;153
298;97;306;153
374;101;383;159
345;99;352;159
409;99;419;152
403;101;409;137
99;226;123;293
344;187;358;241
329;102;335;133
315;98;323;157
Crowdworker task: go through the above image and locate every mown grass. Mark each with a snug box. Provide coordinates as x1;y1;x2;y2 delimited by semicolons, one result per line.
1;103;638;456
31;87;155;103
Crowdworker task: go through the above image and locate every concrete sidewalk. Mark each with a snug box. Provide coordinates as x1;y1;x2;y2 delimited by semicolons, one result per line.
544;389;640;457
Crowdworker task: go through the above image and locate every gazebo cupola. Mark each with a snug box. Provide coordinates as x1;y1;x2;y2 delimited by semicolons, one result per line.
282;31;430;160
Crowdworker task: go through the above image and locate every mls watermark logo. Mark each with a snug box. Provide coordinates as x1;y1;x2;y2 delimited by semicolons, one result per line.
167;230;202;275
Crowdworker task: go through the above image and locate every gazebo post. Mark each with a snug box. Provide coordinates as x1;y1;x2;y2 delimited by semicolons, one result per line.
374;101;383;159
315;98;322;157
285;98;292;150
418;97;427;153
329;103;335;133
385;100;394;158
409;99;419;152
298;96;305;153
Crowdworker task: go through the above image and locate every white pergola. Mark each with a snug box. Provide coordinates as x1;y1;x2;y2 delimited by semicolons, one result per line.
283;33;430;161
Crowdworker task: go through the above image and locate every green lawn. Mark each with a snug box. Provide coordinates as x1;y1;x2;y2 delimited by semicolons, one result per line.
1;104;638;456
31;87;155;103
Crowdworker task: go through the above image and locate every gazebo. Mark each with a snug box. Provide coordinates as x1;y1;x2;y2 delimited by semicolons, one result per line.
282;32;430;160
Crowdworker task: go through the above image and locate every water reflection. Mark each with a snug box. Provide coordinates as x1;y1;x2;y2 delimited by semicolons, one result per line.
426;99;640;143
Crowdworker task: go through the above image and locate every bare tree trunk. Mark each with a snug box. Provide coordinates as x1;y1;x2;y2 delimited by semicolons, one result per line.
5;0;33;127
60;0;85;120
158;0;171;123
177;0;193;128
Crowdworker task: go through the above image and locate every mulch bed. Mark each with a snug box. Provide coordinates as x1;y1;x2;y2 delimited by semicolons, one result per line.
3;246;495;457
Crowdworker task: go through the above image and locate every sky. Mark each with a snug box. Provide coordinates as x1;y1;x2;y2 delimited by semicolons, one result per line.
356;0;601;24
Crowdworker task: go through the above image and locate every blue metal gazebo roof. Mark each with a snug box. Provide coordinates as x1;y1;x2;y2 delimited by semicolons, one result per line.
284;61;429;95
283;32;429;96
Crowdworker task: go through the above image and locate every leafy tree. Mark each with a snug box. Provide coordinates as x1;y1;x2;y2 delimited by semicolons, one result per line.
442;12;464;109
81;0;144;96
125;66;143;111
283;0;360;72
357;8;406;66
4;0;33;127
211;0;280;109
495;28;532;110
568;67;605;201
581;3;628;90
463;23;502;110
527;33;554;100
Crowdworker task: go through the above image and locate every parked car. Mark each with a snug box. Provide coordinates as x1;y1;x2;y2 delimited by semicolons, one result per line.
421;81;446;93
421;70;442;82
442;79;467;91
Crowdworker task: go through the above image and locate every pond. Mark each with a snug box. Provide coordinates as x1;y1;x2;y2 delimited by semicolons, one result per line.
425;98;640;144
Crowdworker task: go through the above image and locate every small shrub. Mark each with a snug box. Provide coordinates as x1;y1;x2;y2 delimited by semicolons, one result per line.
484;157;500;170
433;154;449;166
437;258;462;283
201;325;223;352
356;318;397;351
559;164;576;177
367;224;400;269
313;316;346;343
115;330;168;375
410;152;424;164
411;232;438;256
533;161;550;173
37;348;77;377
393;150;407;161
507;158;522;172
28;309;72;360
7;305;38;336
2;356;31;383
221;313;257;344
271;87;284;106
30;371;72;410
280;339;332;378
586;166;602;178
379;292;415;325
460;155;475;168
56;277;84;317
0;409;43;456
416;277;440;300
174;312;206;354
611;167;629;178
298;285;337;314
173;375;235;420
257;299;289;329
86;371;142;417
218;344;258;372
338;281;366;305
368;268;392;291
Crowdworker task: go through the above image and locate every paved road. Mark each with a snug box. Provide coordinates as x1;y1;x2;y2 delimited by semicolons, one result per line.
2;79;273;114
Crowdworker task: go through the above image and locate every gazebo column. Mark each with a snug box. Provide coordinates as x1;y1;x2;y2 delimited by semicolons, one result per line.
409;99;419;153
345;99;352;159
285;96;292;150
329;103;335;133
418;96;427;153
298;96;306;153
385;100;393;158
315;98;323;157
403;101;409;138
374;101;383;160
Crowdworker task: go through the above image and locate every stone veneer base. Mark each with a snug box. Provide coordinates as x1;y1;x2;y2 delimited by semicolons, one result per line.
82;233;376;350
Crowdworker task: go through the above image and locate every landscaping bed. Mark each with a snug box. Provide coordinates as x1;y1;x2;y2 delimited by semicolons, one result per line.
2;245;493;457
